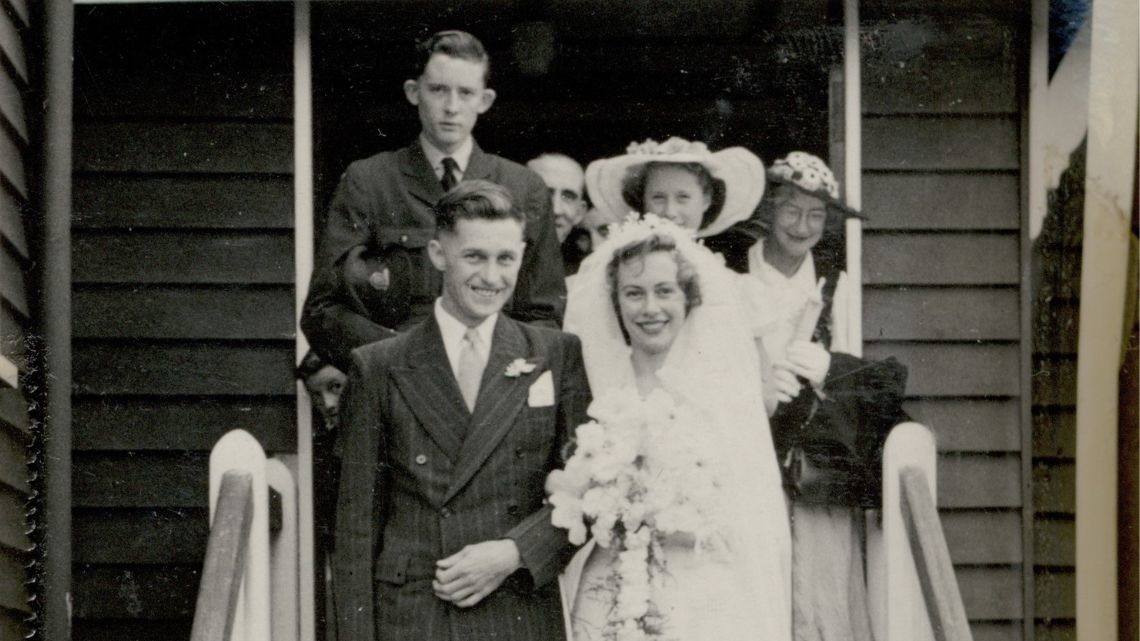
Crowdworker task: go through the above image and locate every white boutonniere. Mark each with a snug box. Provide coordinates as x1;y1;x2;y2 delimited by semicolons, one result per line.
505;358;537;378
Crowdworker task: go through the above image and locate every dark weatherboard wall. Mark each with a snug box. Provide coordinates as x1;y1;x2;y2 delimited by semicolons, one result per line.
70;5;294;639
858;4;1039;641
0;0;33;638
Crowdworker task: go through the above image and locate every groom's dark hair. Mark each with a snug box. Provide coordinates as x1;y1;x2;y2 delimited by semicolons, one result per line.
433;180;526;236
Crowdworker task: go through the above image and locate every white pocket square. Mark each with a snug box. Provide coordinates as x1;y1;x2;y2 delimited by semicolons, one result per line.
527;371;555;407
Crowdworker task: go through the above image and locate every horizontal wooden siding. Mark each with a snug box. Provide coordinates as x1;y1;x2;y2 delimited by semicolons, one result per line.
70;5;294;639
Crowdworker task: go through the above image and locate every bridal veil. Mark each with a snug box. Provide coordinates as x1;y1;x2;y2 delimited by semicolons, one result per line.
563;216;792;640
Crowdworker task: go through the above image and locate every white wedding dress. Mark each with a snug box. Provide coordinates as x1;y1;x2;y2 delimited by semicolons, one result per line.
561;220;792;641
571;530;769;640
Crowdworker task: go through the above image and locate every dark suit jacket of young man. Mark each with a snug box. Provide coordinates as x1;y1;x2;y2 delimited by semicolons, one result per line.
301;140;567;372
333;313;590;641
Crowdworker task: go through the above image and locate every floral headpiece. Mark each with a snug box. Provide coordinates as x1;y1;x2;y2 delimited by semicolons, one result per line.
768;152;840;200
766;152;863;218
594;213;703;260
624;137;712;158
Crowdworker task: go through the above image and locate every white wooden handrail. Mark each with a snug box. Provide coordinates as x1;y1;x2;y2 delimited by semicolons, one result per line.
867;422;973;641
899;467;973;641
190;470;253;641
200;430;303;641
208;430;272;641
867;422;938;641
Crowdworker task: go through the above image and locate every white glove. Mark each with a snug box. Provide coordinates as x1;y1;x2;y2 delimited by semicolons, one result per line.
766;365;802;406
762;365;801;416
784;340;831;386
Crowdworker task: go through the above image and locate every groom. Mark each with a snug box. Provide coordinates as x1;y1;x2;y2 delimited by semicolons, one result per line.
333;180;590;641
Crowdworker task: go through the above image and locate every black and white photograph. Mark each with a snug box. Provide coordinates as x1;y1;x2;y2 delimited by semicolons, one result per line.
2;1;1136;641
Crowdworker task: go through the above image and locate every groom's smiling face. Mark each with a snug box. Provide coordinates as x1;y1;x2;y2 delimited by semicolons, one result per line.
428;217;527;327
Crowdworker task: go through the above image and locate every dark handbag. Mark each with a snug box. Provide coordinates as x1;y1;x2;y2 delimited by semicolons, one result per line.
781;354;909;507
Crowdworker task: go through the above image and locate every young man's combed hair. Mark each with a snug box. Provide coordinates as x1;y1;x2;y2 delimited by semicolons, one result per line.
434;179;525;234
413;30;491;81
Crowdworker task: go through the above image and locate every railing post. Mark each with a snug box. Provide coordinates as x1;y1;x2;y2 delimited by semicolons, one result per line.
191;471;254;641
210;430;272;641
867;422;938;641
900;467;974;641
268;456;300;641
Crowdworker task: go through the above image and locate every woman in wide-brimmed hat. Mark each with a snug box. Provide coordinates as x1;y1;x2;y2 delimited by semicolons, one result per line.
585;136;765;238
706;152;909;641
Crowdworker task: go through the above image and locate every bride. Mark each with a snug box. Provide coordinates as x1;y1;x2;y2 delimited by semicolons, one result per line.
550;214;792;641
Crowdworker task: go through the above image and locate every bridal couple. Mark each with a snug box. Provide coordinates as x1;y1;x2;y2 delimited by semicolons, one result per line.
322;21;877;641
332;132;870;640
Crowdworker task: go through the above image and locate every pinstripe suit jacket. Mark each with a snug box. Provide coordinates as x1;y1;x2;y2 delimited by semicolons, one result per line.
333;314;590;641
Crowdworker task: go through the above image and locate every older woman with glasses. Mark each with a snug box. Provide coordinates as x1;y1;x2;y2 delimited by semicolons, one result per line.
706;152;909;641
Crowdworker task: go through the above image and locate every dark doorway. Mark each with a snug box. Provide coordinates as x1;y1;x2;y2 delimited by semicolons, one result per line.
311;1;841;233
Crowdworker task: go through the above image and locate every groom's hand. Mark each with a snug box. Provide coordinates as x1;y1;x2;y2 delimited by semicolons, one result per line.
433;539;522;608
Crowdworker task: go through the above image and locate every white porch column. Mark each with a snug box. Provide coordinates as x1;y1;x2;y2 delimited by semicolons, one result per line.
1076;0;1138;639
294;1;316;640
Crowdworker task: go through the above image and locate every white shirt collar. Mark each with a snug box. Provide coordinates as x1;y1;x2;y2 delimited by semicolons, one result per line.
750;239;817;291
434;298;498;377
420;135;475;180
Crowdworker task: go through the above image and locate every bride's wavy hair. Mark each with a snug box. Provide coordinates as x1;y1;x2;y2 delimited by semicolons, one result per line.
605;233;702;344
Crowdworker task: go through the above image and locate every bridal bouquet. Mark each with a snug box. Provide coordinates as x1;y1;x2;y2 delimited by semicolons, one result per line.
546;389;724;641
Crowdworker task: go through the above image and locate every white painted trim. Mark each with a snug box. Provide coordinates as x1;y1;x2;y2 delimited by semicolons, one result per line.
0;354;16;389
293;2;316;641
1076;0;1138;638
842;0;862;357
267;457;300;641
1041;19;1091;198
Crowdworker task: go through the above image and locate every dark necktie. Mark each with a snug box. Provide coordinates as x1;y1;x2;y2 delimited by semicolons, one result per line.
440;157;459;193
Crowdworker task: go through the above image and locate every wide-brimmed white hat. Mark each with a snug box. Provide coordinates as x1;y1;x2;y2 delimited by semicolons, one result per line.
585;137;766;238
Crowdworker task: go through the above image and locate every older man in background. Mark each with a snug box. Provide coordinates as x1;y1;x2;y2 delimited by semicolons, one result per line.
527;153;591;275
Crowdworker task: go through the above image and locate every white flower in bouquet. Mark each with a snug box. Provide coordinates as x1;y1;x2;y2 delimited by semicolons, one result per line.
547;489;587;545
574;421;608;456
546;388;725;639
591;435;639;483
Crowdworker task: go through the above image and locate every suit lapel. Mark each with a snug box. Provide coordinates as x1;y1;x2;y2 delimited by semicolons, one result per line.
443;317;540;503
399;142;445;208
389;318;468;462
462;142;493;182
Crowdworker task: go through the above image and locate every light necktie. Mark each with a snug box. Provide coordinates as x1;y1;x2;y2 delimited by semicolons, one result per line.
440;156;460;193
457;328;485;411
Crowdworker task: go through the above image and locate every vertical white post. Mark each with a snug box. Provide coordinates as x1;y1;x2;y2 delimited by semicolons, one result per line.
1076;0;1138;639
209;430;272;641
294;2;317;641
842;0;863;358
268;457;300;641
